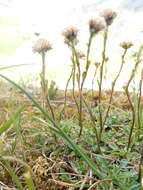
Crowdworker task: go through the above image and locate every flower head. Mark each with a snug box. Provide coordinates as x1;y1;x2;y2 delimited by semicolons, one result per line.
32;38;52;53
62;27;78;45
120;42;133;49
76;50;85;59
100;9;117;26
89;19;105;35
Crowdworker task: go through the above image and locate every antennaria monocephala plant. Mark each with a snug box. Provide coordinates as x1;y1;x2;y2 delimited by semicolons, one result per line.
92;62;100;97
98;9;117;141
103;41;133;127
32;38;55;120
62;27;80;120
123;45;143;151
0;8;142;189
62;19;105;136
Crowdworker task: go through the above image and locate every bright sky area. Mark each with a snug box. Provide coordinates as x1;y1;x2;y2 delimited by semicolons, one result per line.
0;0;143;89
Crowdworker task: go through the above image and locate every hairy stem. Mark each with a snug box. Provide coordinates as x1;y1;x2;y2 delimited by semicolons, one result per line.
125;46;143;151
82;95;101;153
41;52;55;120
63;67;74;118
79;34;93;137
103;49;127;126
98;27;108;141
137;69;143;132
138;145;143;183
92;66;100;98
71;48;80;115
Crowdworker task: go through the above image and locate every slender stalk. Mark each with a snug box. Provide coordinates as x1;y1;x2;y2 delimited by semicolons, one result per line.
82;95;101;153
92;65;100;98
103;48;127;126
40;52;56;142
81;34;93;89
98;27;108;141
73;46;81;90
78;34;93;137
45;94;55;120
138;145;143;184
41;52;55;120
63;67;74;118
70;34;94;136
125;46;143;151
137;69;143;131
71;48;80;115
72;45;83;136
125;87;135;151
41;52;46;108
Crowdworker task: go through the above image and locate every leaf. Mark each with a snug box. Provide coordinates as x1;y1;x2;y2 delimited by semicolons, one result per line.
0;106;24;136
35;117;105;178
24;170;36;190
3;161;24;190
0;64;31;70
0;74;105;179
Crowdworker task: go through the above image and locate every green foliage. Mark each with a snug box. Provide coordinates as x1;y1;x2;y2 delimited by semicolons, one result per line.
0;106;23;136
0;9;143;189
48;80;58;100
0;74;105;179
3;161;25;190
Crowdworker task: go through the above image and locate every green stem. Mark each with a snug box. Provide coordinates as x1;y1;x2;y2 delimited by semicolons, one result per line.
82;96;101;153
78;34;93;137
103;48;127;126
92;66;100;98
126;46;143;151
41;52;55;120
138;145;143;184
137;69;143;132
63;67;74;118
71;48;80;115
98;27;108;141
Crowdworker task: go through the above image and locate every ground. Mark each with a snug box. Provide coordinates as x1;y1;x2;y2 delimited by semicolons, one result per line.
0;82;142;190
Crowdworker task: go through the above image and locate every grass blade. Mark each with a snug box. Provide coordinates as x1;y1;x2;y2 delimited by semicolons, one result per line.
0;64;31;70
0;106;24;136
3;161;24;190
24;170;36;190
0;74;104;178
35;117;105;178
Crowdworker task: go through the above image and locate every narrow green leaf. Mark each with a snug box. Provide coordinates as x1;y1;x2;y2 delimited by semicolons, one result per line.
24;170;36;190
0;64;31;70
4;161;24;190
36;117;105;178
0;74;104;179
0;106;24;136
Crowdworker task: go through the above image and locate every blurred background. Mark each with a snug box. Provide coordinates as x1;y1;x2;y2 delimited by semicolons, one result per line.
0;0;143;89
